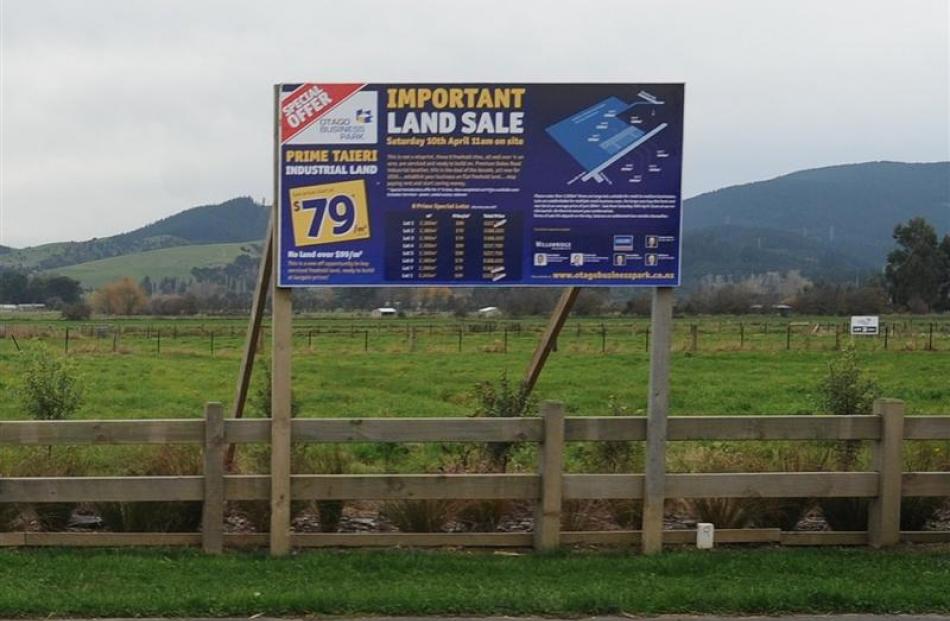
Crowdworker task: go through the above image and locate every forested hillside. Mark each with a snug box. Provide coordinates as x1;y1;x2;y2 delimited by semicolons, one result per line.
0;197;267;272
683;161;949;270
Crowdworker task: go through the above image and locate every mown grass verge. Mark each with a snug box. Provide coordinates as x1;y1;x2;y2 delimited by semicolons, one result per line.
0;546;948;617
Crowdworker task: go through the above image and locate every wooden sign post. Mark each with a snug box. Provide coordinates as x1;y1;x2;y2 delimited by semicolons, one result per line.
519;285;674;556
268;85;294;556
642;286;673;554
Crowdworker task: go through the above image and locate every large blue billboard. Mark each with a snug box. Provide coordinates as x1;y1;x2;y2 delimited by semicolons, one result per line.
276;83;684;287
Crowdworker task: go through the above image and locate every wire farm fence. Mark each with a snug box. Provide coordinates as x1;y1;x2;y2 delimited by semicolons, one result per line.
1;318;949;357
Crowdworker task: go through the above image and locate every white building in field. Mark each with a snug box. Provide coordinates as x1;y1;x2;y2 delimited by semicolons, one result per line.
477;306;502;318
371;307;397;318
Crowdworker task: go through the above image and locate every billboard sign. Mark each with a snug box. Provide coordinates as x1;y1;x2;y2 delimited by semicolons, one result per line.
275;83;684;287
850;315;880;335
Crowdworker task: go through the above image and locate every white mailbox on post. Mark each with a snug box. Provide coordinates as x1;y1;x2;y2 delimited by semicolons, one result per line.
850;315;880;336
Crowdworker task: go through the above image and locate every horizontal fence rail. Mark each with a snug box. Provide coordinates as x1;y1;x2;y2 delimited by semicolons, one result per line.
8;414;950;445
4;472;947;504
1;401;948;552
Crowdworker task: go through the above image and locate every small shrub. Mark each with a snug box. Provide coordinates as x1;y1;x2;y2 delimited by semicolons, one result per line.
580;396;643;473
381;500;456;532
688;497;759;529
816;345;880;470
471;374;537;472
820;497;941;532
456;499;512;532
8;446;87;531
316;501;345;533
755;498;812;530
249;362;300;418
900;497;943;531
96;446;203;532
17;347;84;421
605;499;642;529
60;302;91;321
561;500;601;531
293;446;353;533
816;346;880;525
0;504;20;530
820;498;868;531
898;443;947;530
32;503;75;531
231;501;271;533
97;502;202;533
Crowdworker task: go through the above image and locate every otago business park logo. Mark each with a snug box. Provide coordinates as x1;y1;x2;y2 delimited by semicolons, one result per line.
313;90;378;144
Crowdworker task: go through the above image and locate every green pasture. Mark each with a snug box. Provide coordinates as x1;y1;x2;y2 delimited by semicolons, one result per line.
48;242;251;289
1;314;948;476
0;547;948;616
1;315;949;421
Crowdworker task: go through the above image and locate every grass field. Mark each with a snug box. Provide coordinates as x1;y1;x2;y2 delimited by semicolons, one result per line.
47;242;252;289
1;314;948;476
0;547;948;616
1;315;949;420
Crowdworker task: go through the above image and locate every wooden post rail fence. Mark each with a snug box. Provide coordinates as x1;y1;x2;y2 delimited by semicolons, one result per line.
1;399;948;553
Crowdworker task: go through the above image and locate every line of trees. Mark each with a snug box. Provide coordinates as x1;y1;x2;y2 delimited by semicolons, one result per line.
0;270;83;307
884;217;950;313
7;217;947;319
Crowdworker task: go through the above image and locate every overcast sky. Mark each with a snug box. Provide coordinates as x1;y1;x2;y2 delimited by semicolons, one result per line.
1;0;947;248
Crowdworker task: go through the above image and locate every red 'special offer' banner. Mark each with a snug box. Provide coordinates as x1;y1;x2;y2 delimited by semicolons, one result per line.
279;83;365;143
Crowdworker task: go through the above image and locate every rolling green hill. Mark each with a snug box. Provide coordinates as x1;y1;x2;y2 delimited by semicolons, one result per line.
0;197;267;272
5;161;948;288
49;242;254;289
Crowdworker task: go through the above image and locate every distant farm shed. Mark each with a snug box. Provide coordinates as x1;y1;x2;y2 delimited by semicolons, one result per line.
371;307;397;318
477;306;502;317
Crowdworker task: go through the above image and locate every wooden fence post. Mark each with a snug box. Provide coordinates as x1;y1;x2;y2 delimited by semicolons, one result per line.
534;401;565;552
202;402;225;554
642;287;673;555
868;398;904;548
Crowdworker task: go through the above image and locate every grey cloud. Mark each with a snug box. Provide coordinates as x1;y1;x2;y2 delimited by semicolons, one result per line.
1;0;947;247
